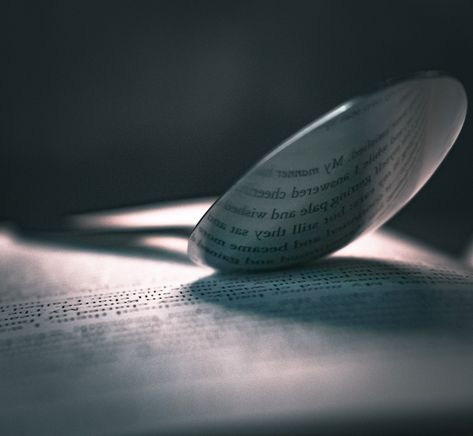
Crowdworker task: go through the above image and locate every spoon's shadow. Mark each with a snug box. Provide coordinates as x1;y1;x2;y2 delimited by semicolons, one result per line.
186;257;473;335
14;225;195;265
13;225;473;337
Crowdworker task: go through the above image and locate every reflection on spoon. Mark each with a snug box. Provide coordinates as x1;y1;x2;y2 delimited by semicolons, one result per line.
188;72;467;271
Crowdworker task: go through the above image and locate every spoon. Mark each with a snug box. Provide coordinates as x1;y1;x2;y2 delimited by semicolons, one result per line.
188;72;467;271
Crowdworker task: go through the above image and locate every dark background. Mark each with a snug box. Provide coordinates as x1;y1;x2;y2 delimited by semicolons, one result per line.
3;1;473;256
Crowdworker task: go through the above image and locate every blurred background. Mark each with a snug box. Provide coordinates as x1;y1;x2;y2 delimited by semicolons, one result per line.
3;0;473;256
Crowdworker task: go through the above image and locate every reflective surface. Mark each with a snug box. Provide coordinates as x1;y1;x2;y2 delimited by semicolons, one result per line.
188;73;467;270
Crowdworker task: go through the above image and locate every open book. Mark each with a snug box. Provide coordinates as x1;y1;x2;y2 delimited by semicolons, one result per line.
1;198;473;435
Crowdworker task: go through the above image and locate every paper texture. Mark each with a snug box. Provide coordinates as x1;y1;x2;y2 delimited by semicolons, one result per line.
1;200;473;435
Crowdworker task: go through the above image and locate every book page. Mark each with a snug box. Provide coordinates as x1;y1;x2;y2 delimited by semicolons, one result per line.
1;200;473;435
